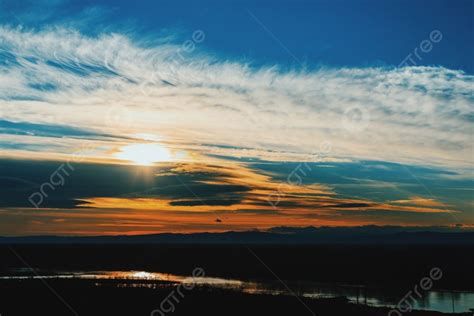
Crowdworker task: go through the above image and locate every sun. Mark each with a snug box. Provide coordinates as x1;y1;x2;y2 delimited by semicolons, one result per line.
114;143;173;165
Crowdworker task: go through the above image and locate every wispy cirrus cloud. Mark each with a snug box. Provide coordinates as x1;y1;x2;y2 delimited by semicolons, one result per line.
0;26;472;169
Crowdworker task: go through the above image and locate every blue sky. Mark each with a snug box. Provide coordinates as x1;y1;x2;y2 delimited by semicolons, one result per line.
2;0;473;72
0;0;472;235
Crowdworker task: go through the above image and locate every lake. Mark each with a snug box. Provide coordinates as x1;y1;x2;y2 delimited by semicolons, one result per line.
2;269;473;313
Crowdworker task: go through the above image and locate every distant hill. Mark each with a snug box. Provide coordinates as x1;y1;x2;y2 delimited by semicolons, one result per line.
1;226;474;244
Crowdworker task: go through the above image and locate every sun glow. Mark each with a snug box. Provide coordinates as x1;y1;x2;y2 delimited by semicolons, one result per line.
114;143;173;165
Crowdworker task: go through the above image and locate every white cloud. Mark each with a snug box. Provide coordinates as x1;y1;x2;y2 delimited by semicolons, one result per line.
0;26;472;169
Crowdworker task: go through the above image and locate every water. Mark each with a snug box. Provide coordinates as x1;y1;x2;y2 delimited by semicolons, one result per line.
2;269;473;313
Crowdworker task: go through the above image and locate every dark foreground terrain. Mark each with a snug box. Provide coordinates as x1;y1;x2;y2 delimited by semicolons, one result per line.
0;279;471;316
1;244;473;289
0;244;473;315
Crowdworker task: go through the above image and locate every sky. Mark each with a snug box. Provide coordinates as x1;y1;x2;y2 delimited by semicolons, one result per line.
0;0;472;236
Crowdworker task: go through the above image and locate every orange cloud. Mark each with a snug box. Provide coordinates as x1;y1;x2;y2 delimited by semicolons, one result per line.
391;196;446;207
0;161;458;236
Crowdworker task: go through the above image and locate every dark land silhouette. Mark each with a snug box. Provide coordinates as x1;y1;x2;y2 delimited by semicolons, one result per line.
0;278;471;316
0;242;473;315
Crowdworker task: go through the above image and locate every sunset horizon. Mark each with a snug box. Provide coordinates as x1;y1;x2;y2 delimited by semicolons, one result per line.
0;1;473;315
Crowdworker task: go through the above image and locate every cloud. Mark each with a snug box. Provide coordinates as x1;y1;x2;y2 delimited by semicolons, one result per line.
392;196;446;207
0;159;459;235
0;26;472;171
